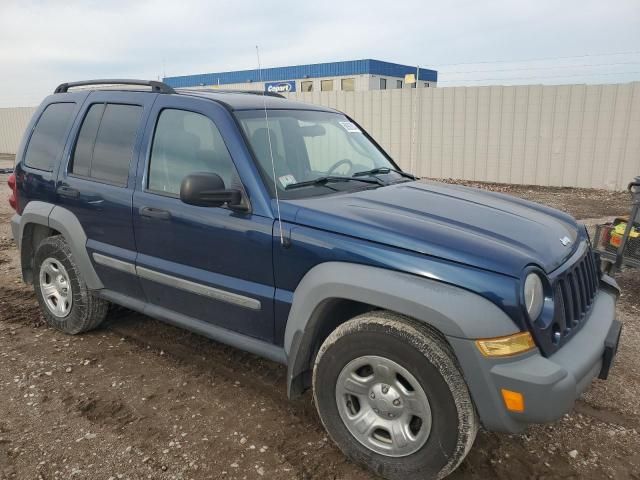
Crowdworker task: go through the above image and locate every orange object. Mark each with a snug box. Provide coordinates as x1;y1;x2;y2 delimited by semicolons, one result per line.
501;389;525;413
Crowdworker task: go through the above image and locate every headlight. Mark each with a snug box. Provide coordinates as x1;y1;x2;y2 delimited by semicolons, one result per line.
523;272;544;320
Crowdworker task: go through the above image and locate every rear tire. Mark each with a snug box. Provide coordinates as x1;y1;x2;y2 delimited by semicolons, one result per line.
313;311;477;480
33;235;108;334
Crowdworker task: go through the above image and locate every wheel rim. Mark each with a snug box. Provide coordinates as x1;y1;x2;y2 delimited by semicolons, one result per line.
39;257;73;318
335;355;432;457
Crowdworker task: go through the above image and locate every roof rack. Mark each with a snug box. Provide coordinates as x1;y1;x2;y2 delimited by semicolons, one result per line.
177;88;285;99
54;79;175;94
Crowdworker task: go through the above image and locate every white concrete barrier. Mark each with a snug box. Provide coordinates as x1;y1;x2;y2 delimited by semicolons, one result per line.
2;82;639;190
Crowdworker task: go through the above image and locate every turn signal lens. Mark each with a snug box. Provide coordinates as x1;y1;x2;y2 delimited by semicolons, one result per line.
475;332;536;357
501;389;525;413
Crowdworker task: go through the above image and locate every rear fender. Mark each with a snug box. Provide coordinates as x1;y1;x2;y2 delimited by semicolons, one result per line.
15;202;103;289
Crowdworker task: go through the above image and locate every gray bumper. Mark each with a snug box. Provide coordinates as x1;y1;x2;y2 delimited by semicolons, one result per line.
11;213;21;248
449;282;619;433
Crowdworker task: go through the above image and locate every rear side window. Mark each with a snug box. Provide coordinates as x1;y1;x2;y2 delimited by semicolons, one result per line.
71;103;142;186
24;103;76;171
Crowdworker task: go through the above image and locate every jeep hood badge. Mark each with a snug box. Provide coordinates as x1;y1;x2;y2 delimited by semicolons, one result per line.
560;236;572;246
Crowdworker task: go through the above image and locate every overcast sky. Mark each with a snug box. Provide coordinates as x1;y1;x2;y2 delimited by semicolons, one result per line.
0;0;639;107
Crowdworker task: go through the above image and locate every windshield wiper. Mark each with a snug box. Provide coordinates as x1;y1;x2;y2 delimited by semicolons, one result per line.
285;176;383;190
352;167;418;180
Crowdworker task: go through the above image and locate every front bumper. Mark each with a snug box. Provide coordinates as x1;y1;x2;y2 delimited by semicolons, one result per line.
448;279;620;433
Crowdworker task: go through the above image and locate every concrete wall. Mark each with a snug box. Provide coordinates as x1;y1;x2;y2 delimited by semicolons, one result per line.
1;82;638;190
0;107;35;157
286;82;640;190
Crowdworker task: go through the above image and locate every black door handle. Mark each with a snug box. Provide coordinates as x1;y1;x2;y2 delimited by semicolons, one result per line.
56;186;80;199
139;206;171;220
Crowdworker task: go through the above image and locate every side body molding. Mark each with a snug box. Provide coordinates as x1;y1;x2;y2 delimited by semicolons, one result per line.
284;262;519;398
15;202;103;290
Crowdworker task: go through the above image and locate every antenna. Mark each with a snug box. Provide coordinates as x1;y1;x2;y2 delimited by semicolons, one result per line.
410;65;420;175
256;45;285;246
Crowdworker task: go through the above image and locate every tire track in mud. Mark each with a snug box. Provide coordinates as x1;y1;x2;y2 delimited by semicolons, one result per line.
102;309;363;479
0;285;42;326
0;255;367;478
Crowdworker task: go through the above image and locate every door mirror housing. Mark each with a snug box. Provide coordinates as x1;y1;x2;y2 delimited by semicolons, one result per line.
180;173;243;208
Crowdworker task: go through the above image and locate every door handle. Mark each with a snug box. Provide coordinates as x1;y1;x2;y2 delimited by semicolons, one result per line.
56;186;80;199
139;206;171;220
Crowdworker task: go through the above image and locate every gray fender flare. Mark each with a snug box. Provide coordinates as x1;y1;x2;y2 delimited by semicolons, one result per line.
17;202;103;290
284;262;519;398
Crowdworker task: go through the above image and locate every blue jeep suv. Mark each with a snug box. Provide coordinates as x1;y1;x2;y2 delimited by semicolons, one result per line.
8;80;622;480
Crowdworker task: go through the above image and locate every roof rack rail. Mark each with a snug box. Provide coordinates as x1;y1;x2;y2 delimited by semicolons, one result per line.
54;79;175;94
177;88;285;99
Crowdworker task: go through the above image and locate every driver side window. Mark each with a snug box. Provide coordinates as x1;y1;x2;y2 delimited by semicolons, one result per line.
148;109;239;196
302;122;376;174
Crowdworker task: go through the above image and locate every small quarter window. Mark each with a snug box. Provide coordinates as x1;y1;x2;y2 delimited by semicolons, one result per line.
24;103;76;171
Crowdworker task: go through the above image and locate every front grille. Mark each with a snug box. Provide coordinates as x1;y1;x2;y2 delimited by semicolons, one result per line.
546;246;600;352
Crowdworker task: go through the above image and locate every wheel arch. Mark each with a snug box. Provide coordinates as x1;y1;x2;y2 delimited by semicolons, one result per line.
284;262;519;398
16;202;103;289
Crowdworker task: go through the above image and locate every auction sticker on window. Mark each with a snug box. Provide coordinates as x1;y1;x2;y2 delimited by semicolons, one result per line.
339;121;361;133
278;174;297;188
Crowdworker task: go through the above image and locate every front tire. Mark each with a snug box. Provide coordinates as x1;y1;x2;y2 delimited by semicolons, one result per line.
33;235;109;334
313;311;477;480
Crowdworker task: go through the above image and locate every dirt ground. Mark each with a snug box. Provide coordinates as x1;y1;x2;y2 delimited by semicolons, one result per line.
437;178;631;220
1;165;639;480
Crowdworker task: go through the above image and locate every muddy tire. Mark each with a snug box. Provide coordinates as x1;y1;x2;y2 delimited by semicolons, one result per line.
313;311;477;480
33;235;109;334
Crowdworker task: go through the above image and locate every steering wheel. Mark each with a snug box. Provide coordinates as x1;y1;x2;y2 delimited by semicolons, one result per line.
326;158;354;176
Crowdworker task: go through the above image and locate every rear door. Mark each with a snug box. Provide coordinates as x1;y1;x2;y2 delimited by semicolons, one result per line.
56;91;155;300
132;95;275;342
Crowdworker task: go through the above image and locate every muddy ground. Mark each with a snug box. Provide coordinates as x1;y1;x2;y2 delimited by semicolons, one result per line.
1;164;639;479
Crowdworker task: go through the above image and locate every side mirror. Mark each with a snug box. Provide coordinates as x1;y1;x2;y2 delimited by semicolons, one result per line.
180;173;243;208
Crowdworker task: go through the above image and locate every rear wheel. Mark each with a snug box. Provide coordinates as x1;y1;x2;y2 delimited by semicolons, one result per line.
313;311;477;480
33;235;108;334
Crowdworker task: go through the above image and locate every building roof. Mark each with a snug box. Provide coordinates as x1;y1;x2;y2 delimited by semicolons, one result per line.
177;89;337;111
164;59;438;88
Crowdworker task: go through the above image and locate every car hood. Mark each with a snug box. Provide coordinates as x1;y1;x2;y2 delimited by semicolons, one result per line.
282;180;581;277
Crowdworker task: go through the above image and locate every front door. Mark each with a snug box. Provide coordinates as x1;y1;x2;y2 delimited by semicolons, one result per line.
132;96;275;342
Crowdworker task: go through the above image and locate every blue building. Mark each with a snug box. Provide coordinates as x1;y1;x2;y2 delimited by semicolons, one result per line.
163;59;438;93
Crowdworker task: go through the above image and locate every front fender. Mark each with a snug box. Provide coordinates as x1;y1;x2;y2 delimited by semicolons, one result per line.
284;262;519;398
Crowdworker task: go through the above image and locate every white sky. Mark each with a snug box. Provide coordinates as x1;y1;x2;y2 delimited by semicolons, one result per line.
0;0;639;107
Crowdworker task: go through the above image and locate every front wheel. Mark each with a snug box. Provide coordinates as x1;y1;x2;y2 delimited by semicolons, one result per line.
313;312;477;480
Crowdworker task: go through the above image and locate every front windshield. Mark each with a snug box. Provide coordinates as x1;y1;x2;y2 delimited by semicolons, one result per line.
236;109;402;198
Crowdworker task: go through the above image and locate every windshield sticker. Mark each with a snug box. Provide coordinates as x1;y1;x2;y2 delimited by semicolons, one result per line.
339;121;361;133
278;174;297;188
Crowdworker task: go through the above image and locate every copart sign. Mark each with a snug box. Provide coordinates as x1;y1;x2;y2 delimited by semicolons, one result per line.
265;81;296;93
